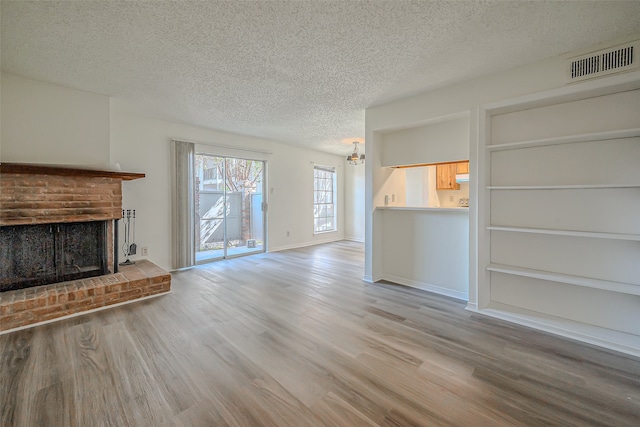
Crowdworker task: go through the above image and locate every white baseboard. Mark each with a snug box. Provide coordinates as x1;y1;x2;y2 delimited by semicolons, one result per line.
382;274;469;301
344;236;365;243
0;291;171;336
268;236;344;253
170;266;195;273
478;302;640;358
362;275;373;283
465;302;478;312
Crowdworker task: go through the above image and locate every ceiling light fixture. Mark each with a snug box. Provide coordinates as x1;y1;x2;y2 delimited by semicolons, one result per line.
346;141;365;165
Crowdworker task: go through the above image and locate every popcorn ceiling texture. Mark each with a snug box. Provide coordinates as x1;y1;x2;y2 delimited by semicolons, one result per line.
2;1;639;154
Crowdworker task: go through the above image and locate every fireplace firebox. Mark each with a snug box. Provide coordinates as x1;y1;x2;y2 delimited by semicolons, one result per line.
0;221;109;292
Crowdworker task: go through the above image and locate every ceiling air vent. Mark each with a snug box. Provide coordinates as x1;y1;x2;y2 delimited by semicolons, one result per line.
567;42;638;83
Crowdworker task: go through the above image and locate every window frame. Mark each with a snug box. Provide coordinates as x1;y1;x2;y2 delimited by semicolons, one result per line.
313;165;337;234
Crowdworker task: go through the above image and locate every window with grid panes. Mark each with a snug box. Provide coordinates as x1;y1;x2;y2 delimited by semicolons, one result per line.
313;165;336;233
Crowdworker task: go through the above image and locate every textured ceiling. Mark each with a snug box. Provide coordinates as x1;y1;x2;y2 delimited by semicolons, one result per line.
2;1;640;155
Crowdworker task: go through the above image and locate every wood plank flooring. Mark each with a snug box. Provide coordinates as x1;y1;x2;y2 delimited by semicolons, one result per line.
1;241;639;426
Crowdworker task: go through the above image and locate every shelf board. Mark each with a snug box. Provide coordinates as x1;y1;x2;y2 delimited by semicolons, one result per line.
487;226;640;241
486;127;640;152
487;184;640;190
487;263;640;296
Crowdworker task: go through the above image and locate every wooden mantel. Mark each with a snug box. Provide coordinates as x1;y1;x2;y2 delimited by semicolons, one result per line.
0;162;145;180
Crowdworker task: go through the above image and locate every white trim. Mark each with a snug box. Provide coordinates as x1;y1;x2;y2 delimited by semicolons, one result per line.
268;236;344;253
465;302;478;312
375;206;469;212
467;107;480;310
344;236;365;243
487;184;640;190
313;164;338;235
374;110;471;133
487;226;640;241
487;263;640;296
482;70;640;114
362;275;373;283
0;291;171;336
486;127;640;151
169;266;195;273
382;274;469;301
477;106;492;310
478;303;640;358
313;230;338;236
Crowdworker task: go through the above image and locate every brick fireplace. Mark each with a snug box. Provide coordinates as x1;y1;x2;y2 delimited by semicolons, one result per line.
0;163;171;332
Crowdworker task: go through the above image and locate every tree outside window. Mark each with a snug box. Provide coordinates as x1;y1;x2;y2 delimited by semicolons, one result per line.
314;166;336;233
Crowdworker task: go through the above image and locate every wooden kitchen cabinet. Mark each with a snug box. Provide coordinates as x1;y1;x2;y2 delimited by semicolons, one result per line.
456;161;469;174
436;163;460;190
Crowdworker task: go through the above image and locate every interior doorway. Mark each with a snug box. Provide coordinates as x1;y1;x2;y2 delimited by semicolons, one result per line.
194;154;266;263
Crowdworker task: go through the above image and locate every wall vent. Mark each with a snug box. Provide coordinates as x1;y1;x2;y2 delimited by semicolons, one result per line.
567;42;638;83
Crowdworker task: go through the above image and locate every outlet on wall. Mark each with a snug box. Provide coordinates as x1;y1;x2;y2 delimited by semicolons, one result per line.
141;246;148;256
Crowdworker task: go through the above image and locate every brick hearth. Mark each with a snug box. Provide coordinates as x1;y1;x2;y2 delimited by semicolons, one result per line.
0;260;170;332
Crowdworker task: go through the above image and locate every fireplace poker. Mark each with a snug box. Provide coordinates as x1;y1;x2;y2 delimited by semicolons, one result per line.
120;209;135;265
129;209;137;255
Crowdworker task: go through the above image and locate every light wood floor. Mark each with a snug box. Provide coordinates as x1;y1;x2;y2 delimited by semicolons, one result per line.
1;241;639;426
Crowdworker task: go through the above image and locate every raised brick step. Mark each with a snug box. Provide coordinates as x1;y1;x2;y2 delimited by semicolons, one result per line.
0;260;170;333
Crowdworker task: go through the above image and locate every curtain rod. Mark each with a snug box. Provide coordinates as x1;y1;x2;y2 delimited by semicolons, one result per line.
172;138;273;155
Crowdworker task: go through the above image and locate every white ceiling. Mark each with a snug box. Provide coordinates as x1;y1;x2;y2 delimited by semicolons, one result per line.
2;1;640;155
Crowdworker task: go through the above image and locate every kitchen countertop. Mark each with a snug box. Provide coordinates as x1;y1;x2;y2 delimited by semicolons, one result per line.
376;206;469;212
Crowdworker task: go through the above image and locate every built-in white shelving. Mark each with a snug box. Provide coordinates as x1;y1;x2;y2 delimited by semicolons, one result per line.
486;127;640;152
487;263;640;296
486;226;640;241
479;79;640;357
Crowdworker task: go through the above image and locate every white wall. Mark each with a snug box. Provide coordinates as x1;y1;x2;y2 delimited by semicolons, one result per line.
366;34;640;302
437;182;469;208
1;73;110;164
1;74;347;272
404;167;425;207
375;166;407;209
381;116;469;167
365;35;640;355
110;100;345;270
379;209;469;300
344;161;365;242
365;50;571;296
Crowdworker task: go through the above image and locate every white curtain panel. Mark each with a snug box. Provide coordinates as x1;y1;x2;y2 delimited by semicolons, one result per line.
171;139;195;269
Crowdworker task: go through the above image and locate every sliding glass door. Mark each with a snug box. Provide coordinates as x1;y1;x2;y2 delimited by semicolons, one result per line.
195;154;265;263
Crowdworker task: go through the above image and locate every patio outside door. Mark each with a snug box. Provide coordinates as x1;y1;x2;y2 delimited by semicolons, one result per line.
195;154;265;263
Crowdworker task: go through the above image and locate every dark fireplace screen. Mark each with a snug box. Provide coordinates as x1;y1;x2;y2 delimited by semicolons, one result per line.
0;221;108;292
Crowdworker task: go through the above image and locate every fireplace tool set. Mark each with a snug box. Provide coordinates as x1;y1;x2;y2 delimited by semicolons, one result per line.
120;209;137;265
